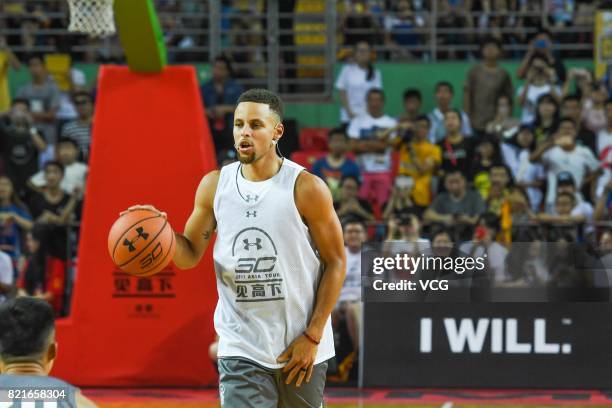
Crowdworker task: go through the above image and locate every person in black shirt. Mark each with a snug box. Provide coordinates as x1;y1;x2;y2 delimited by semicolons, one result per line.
334;175;375;224
0;99;47;199
437;109;474;177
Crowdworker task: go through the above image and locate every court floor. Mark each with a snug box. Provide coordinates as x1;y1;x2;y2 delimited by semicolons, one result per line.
84;388;612;407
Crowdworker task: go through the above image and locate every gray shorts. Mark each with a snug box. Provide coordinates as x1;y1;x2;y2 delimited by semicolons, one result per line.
218;357;329;408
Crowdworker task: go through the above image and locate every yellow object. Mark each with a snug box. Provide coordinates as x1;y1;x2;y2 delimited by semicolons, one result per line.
45;53;71;91
398;141;442;207
500;199;512;244
595;10;612;80
0;52;10;114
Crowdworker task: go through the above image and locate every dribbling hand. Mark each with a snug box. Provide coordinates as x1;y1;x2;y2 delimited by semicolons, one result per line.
120;204;167;219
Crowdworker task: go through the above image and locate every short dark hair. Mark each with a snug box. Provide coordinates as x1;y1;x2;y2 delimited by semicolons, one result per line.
435;81;454;94
444;109;463;124
558;116;577;127
43;160;65;175
403;88;422;102
478;212;501;232
57;137;79;149
562;94;581;105
481;36;502;50
237;89;284;121
367;88;385;100
25;53;44;64
415;114;431;126
11;98;30;108
431;226;453;242
444;169;465;181
214;54;235;78
343;217;366;232
340;175;361;188
0;297;55;360
328;127;346;140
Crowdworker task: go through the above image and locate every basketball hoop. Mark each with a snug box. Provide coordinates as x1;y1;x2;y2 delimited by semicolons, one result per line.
67;0;116;38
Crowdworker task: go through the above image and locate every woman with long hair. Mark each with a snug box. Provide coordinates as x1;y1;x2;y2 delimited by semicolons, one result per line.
0;176;33;263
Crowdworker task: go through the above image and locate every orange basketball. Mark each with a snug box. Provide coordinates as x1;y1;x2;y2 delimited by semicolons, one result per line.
108;209;176;277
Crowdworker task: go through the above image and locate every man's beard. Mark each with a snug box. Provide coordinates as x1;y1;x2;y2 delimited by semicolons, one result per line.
237;150;256;164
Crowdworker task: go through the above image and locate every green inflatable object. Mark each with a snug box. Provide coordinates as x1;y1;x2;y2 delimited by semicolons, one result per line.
114;0;167;72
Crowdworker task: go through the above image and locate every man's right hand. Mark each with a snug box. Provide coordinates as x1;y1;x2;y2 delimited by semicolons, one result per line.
120;204;167;219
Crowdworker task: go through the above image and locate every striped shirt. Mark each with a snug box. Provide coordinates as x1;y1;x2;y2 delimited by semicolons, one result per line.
61;120;91;158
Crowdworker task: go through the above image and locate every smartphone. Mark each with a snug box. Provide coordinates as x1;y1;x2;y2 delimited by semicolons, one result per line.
534;39;548;49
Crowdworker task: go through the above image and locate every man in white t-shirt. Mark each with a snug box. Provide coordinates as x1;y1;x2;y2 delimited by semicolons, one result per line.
0;249;14;304
333;219;366;353
428;81;472;143
30;138;88;194
347;88;397;206
530;118;601;211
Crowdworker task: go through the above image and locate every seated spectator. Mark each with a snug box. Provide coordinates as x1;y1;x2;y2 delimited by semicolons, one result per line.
383;0;421;59
397;88;422;125
200;55;243;153
0;297;98;406
397;115;441;209
532;93;560;144
384;211;429;250
530;117;601;212
312;128;361;201
582;81;608;134
335;41;382;126
16;54;60;166
560;94;596;154
537;191;590;227
543;171;594;222
0;176;32;263
485;94;520;140
464;37;514;136
486;164;513;215
459;212;509;284
341;3;380;47
382;175;417;219
0;249;14;304
516;55;561;125
55;59;87;135
347;88;397;206
428;81;472;143
470;137;502;198
30;138;87;195
0;99;47;198
334;176;375;224
437;110;475;177
424;170;486;227
501;126;545;212
60;91;93;161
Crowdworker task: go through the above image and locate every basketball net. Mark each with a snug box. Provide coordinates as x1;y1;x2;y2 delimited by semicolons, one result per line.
67;0;116;38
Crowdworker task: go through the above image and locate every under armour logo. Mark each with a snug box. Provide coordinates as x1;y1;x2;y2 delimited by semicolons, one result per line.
245;194;259;202
123;227;149;252
246;211;257;218
243;238;262;250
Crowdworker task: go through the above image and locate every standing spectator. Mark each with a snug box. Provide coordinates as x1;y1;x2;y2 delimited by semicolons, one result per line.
437;110;475;177
16;55;60;165
397;88;422;125
336;41;382;126
561;94;596;154
537;191;590;228
516;55;561;125
334;175;375;224
332;219;366;355
60;91;93;160
517;29;566;84
55;58;87;134
464;37;514;136
0;176;32;264
428;81;472;143
532;94;560;144
424;170;486;227
347;88;397;206
200;55;244;153
530;117;601;212
312;128;361;200
29;138;87;195
501;126;545;212
485;94;520;140
0;37;21;114
25;161;81;262
0;249;13;304
0;99;47;198
397;115;441;209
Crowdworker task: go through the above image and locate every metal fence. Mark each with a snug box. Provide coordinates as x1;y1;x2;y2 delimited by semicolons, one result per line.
0;0;596;100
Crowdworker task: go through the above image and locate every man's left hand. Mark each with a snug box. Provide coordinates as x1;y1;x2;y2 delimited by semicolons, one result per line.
276;334;319;387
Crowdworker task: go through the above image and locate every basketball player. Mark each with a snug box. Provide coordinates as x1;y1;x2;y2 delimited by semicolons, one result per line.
0;297;98;407
126;89;346;407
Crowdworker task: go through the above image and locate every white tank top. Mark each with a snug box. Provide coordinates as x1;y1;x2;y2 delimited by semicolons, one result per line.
213;159;335;368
